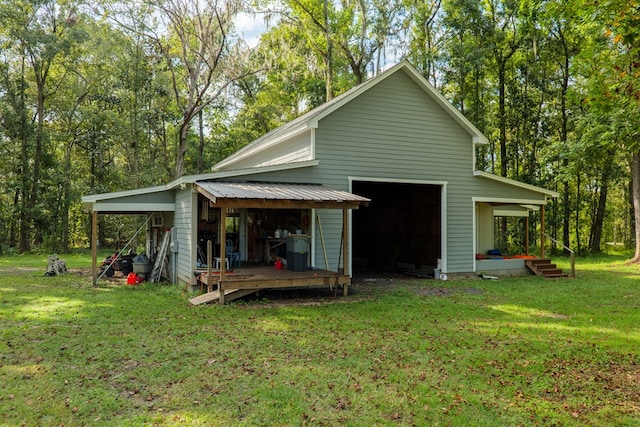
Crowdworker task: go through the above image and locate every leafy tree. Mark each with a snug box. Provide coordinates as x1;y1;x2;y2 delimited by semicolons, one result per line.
146;0;252;177
0;0;84;251
574;0;640;258
403;0;442;86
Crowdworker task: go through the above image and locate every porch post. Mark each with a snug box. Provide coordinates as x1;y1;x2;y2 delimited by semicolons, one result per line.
219;208;227;304
91;210;98;286
207;240;213;293
342;208;349;296
540;204;545;258
525;216;529;255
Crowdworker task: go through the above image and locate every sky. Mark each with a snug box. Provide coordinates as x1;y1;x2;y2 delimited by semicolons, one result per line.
235;12;267;48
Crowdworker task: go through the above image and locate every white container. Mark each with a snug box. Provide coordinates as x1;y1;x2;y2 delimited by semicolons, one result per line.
433;269;441;279
287;235;309;253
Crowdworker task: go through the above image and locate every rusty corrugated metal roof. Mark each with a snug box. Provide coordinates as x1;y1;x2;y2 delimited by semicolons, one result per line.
195;181;370;203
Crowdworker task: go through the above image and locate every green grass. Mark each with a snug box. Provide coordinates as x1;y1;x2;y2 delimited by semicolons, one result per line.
1;252;640;426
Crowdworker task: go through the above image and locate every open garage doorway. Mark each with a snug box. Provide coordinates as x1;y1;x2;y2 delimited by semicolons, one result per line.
352;180;442;274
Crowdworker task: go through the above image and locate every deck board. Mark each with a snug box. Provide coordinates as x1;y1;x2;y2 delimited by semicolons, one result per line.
194;265;351;303
189;288;257;305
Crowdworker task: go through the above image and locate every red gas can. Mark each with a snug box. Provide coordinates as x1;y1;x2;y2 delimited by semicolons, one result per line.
127;272;138;285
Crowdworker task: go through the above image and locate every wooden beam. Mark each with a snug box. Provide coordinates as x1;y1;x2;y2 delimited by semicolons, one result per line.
91;211;98;286
219;275;351;290
211;199;366;210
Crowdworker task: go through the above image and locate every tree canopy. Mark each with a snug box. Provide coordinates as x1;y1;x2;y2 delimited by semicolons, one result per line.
0;0;638;258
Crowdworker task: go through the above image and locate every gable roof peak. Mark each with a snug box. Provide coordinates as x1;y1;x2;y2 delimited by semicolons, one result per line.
213;60;488;171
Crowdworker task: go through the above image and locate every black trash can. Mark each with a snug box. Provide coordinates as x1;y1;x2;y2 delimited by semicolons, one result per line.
286;235;309;272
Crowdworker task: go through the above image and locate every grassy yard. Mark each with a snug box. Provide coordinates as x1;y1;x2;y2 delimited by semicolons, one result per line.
1;252;639;426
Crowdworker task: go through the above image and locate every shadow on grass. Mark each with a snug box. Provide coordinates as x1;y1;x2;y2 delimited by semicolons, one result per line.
1;258;640;425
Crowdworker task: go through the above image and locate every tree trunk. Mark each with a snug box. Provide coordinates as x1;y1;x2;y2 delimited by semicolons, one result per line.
629;179;635;248
197;110;205;174
10;189;19;248
563;176;570;253
29;80;45;247
324;0;333;101
18;55;30;253
498;66;507;178
589;177;609;252
498;65;508;243
560;42;571;253
61;142;72;253
631;150;640;262
575;172;581;254
175;119;190;178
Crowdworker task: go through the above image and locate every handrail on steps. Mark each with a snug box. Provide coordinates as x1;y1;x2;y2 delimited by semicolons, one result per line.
542;233;575;277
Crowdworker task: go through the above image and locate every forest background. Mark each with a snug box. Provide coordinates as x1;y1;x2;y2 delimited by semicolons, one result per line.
1;0;639;259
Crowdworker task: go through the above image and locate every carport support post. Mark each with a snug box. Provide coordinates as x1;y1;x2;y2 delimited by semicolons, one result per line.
91;211;98;286
525;216;529;256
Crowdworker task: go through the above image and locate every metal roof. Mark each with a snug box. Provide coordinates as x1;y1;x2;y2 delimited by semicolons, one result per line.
473;171;559;198
195;182;370;207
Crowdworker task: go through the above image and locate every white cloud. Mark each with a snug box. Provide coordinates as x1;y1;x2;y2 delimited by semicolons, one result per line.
235;12;266;48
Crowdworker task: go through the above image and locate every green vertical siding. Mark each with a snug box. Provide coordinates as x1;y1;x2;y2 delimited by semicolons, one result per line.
175;188;196;284
221;132;313;170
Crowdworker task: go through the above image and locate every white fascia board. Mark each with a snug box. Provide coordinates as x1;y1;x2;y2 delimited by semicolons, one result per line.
81;184;169;203
520;204;540;211
493;208;530;217
474;196;550;205
472;135;487;145
473;170;559;198
91;202;175;213
212;125;313;171
349;176;448;186
206;160;321;181
474;200;540;217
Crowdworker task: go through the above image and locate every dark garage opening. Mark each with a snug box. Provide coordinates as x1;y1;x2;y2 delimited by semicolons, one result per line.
352;181;441;273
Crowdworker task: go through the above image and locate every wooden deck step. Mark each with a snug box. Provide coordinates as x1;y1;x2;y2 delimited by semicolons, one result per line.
525;259;569;278
189;288;257;305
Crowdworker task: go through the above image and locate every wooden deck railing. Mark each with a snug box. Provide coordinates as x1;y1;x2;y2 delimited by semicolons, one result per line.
542;233;575;277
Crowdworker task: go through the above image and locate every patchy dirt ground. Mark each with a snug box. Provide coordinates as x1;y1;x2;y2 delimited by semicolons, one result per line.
229;271;484;307
18;265;483;307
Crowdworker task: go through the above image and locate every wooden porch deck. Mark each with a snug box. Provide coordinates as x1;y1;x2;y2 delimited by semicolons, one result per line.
190;265;350;305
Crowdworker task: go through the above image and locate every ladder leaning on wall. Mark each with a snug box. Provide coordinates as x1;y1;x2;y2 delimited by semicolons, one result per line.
149;230;171;283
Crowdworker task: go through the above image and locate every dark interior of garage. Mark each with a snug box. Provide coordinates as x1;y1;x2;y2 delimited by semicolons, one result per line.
352;181;441;273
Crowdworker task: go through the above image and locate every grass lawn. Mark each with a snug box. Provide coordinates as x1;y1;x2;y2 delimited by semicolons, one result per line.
1;252;639;426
